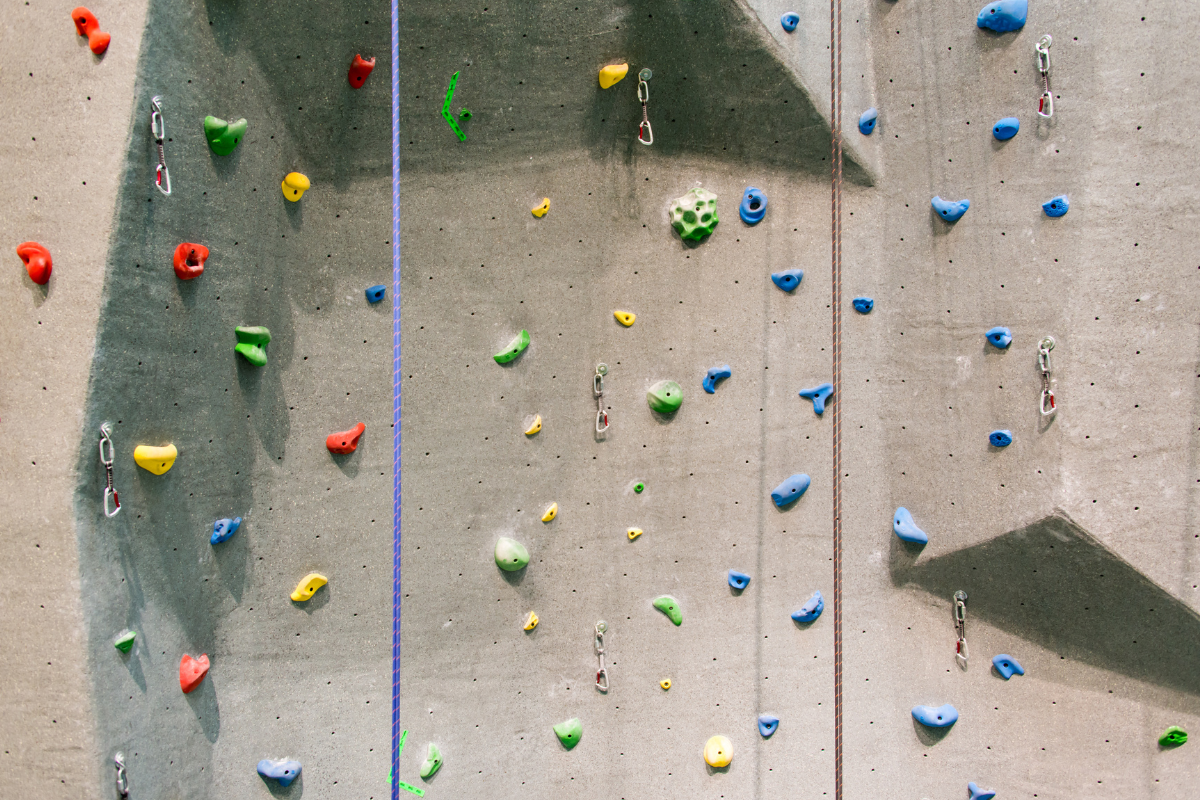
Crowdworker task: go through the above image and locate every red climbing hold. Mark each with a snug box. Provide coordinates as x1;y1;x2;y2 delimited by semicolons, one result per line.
326;422;365;454
348;54;375;88
173;243;208;280
71;7;110;55
16;242;52;285
179;653;210;693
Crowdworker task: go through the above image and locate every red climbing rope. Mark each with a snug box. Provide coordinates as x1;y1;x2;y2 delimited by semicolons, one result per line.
830;0;844;793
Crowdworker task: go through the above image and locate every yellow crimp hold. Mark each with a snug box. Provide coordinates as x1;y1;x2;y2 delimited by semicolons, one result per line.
281;172;311;202
598;63;629;89
613;310;636;327
290;573;328;602
659;678;671;690
133;444;177;475
704;735;733;768
531;198;550;218
524;414;542;435
542;503;558;522
524;611;539;630
627;527;643;540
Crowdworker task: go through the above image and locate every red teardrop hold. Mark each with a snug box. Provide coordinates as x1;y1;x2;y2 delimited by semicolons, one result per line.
16;241;52;285
71;7;109;54
326;422;365;454
179;653;210;693
348;54;375;88
88;30;111;55
173;242;209;280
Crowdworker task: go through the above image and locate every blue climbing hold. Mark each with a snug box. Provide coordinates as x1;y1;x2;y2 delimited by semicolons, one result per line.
366;284;386;303
976;0;1027;32
703;365;732;394
798;383;833;415
989;429;1013;448
210;517;242;545
1042;195;1069;217
739;187;768;225
771;269;803;292
932;196;970;222
728;570;751;590
992;654;1025;679
257;759;303;786
858;107;878;136
771;473;811;507
758;714;779;737
791;590;824;622
780;12;799;32
985;326;1013;349
893;507;928;544
968;781;997;800
852;297;874;314
993;116;1019;140
911;704;959;728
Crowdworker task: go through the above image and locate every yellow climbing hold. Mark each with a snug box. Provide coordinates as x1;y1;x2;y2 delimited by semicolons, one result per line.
290;573;328;602
613;310;636;326
281;172;310;202
542;503;558;522
598;63;629;89
524;414;542;435
659;679;672;690
524;611;539;630
531;198;550;217
133;444;177;475
704;735;733;768
627;527;643;541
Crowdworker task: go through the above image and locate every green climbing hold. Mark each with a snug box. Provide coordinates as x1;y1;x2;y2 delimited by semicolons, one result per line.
647;380;683;414
419;743;442;779
494;537;529;571
553;717;582;749
669;187;719;241
634;482;645;493
653;595;682;626
1159;726;1188;747
234;326;271;366
113;630;136;653
203;115;247;156
493;330;529;364
459;108;472;120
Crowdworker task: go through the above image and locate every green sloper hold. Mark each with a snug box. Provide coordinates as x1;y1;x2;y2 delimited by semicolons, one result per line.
669;187;719;241
203;116;248;156
553;717;582;749
653;595;682;626
419;743;442;779
494;537;529;571
493;330;529;364
234;326;271;366
1159;726;1188;747
113;630;136;653
647;380;683;413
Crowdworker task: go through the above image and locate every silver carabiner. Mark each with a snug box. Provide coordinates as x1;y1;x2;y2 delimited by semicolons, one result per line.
1038;336;1057;416
151;96;171;196
594;621;609;692
637;70;653;146
99;422;120;518
594;364;609;435
115;752;129;798
1035;36;1053;118
953;591;968;669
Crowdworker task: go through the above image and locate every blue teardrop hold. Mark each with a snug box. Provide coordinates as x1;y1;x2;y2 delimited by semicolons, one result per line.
780;12;799;31
739;187;768;225
257;759;303;786
911;703;959;728
1042;195;1069;217
771;473;811;507
798;383;834;415
893;507;928;544
969;782;997;800
852;297;874;314
771;269;804;292
989;429;1013;448
728;569;751;590
931;196;970;222
365;284;387;303
992;654;1025;679
976;0;1027;32
211;517;242;545
985;326;1013;349
758;714;780;737
703;365;732;394
858;107;878;135
992;116;1019;140
791;590;824;622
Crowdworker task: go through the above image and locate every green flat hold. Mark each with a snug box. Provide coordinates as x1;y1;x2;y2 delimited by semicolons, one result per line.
553;717;582;749
653;595;682;626
1160;726;1188;747
203;115;247;156
234;325;271;366
419;743;442;779
647;380;683;413
494;330;529;364
669;187;719;241
494;537;529;571
113;630;136;653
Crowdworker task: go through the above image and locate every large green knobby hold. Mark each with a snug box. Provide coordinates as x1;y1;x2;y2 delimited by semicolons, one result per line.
494;537;529;571
647;380;683;413
203;116;248;156
493;330;529;364
669;187;719;241
113;630;136;653
234;326;271;366
653;595;682;625
553;717;582;749
1159;726;1188;747
419;743;442;778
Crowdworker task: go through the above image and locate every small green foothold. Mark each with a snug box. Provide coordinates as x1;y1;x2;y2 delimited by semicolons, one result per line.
669;187;719;241
553;717;582;749
647;380;683;413
634;482;645;493
419;743;442;779
493;330;529;364
653;595;682;626
234;326;271;366
1159;726;1188;747
203;115;248;156
459;108;472;120
494;537;529;571
113;630;136;653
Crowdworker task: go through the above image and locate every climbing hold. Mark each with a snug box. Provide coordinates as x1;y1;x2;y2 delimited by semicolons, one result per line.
234;326;271;366
326;422;365;454
553;718;582;749
669;187;719;241
524;415;542;436
420;744;442;779
598;63;629;89
993;116;1020;140
495;537;529;571
133;444;177;475
771;269;803;292
210;517;242;545
988;430;1013;448
202;116;247;156
172;243;208;280
659;679;671;690
257;759;302;787
494;330;529;363
458;109;472;120
531;198;550;218
523;611;539;630
634;482;645;493
739;187;768;225
290;573;328;602
704;735;733;768
179;653;209;693
71;7;110;55
791;590;825;622
893;507;928;544
911;704;958;728
366;284;387;303
932;196;970;222
16;242;52;285
541;503;557;522
281;172;310;202
758;715;779;738
853;297;874;314
798;383;834;415
653;595;682;626
780;12;799;32
647;380;683;413
1159;726;1188;747
703;365;731;394
985;326;1013;349
991;653;1025;679
976;0;1027;32
858;107;878;136
348;54;375;88
113;630;136;653
770;473;811;507
613;310;636;326
1042;195;1069;217
968;782;997;800
627;527;643;541
728;570;751;590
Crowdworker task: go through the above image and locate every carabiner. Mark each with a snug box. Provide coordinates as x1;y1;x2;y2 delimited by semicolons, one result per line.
150;96;171;196
1038;336;1057;416
1035;36;1054;118
1036;35;1052;74
594;364;610;435
953;591;968;669
99;422;120;518
637;70;653;146
115;752;129;798
594;620;609;692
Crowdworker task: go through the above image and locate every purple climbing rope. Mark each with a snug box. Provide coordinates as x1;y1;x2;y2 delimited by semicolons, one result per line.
391;0;402;795
830;0;844;794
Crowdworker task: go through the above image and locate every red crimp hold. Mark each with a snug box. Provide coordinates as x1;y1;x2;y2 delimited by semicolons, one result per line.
326;422;365;454
16;241;52;285
71;7;110;55
348;54;375;88
179;653;210;693
173;242;208;280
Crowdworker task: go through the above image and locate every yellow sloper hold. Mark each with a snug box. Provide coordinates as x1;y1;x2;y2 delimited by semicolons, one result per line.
531;198;550;218
290;573;328;602
542;503;558;522
281;172;311;202
524;611;539;630
524;414;542;435
627;527;643;541
598;63;629;89
704;735;733;768
613;310;636;327
659;679;671;690
133;444;178;475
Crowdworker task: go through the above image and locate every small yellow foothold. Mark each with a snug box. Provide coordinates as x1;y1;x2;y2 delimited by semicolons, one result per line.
524;414;542;436
290;573;328;602
281;172;311;202
133;444;178;475
542;503;558;522
659;679;672;690
524;611;539;630
531;198;550;217
598;63;629;89
704;735;734;768
613;310;636;327
627;527;643;540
